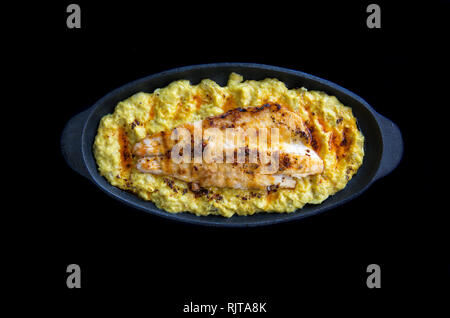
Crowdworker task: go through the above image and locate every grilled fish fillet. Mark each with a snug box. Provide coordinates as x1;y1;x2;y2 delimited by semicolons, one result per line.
133;103;324;190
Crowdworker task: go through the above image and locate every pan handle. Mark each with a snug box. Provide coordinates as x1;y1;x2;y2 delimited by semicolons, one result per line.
61;107;92;179
374;112;403;181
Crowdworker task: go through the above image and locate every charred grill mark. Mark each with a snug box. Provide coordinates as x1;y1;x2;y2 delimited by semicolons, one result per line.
251;102;279;112
206;103;286;131
345;167;354;180
131;119;141;129
210;193;223;201
252;105;266;112
164;178;177;192
332;127;352;160
267;184;279;194
222;107;247;118
295;128;310;143
159;130;171;160
119;128;133;170
340;135;348;146
280;154;291;170
189;182;209;197
249;192;262;199
310;138;319;151
309;129;319;152
340;127;351;147
217;107;246;120
218;102;281;119
302;124;319;152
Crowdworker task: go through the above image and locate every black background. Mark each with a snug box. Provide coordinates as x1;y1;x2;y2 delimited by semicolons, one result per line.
13;0;449;315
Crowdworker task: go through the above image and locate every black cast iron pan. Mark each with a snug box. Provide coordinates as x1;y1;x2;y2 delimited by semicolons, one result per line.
61;63;403;227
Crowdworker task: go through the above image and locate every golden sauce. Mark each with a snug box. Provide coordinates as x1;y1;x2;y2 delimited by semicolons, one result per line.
193;95;203;109
331;127;352;160
149;106;155;120
223;96;235;112
266;190;279;204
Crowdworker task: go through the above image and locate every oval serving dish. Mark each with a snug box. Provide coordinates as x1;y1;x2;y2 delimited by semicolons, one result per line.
61;63;403;227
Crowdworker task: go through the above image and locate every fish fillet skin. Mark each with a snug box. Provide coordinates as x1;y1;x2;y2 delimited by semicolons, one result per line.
136;157;298;189
133;103;311;157
133;103;324;190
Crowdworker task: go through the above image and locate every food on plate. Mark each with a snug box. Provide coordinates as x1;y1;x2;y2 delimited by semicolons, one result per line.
93;73;364;217
134;103;324;190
